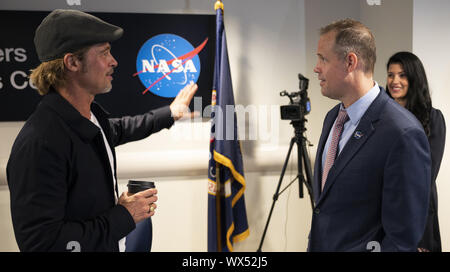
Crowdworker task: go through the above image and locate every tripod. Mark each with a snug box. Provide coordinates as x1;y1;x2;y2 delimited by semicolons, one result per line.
257;119;314;252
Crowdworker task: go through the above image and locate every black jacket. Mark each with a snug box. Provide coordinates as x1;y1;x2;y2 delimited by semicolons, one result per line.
7;91;174;251
418;108;446;252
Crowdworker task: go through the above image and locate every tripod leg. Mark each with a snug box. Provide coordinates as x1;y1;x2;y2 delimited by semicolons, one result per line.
296;137;304;199
301;138;315;209
257;137;296;252
274;137;296;199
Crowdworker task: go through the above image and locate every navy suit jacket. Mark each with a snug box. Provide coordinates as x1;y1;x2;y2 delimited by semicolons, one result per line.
309;89;431;252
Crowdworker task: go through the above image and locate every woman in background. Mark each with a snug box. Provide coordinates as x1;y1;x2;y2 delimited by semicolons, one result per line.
386;51;446;252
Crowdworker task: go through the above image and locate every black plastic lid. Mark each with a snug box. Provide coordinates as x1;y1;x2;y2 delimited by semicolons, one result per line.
127;180;155;194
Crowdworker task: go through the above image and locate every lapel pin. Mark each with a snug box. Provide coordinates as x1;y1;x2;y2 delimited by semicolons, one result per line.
354;130;363;139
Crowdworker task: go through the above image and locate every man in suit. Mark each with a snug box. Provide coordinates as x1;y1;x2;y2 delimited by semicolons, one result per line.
6;9;197;251
308;18;431;252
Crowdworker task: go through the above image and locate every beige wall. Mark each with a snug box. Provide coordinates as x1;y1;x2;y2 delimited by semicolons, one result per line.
1;0;447;252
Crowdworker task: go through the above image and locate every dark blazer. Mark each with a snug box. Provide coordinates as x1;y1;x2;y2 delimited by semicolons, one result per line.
419;108;446;251
309;89;431;252
7;91;174;251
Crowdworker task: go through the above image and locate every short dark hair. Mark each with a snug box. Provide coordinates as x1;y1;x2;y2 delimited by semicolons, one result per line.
386;51;432;136
320;18;376;75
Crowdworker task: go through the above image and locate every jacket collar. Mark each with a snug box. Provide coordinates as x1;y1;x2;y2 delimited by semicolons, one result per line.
40;90;110;142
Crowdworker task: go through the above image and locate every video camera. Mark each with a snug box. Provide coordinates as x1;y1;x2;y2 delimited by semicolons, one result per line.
280;73;311;121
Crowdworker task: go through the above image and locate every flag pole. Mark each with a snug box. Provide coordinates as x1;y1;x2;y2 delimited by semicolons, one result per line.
215;163;222;252
213;0;224;253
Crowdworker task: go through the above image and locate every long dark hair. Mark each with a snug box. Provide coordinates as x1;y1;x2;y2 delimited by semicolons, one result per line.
386;51;432;136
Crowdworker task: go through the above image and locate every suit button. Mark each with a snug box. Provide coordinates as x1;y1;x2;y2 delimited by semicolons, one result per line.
314;208;320;214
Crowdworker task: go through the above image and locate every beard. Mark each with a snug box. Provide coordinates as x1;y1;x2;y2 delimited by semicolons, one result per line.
81;62;113;94
101;84;112;94
102;68;114;94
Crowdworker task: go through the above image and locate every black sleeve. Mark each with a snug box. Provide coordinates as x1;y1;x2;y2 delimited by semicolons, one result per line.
7;137;135;252
417;108;446;251
108;106;175;147
429;108;446;182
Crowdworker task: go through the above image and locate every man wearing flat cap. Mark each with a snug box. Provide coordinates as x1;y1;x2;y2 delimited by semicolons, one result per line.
7;9;197;252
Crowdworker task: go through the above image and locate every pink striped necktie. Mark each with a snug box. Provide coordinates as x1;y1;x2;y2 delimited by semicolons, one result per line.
322;109;349;191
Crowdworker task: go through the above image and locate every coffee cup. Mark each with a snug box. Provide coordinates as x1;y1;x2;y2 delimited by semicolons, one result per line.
125;180;155;252
127;180;155;195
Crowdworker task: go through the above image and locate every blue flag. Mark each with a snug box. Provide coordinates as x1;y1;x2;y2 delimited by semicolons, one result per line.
207;0;249;252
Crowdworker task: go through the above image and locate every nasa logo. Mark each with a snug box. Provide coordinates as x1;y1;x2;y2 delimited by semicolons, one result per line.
353;130;364;139
135;34;203;98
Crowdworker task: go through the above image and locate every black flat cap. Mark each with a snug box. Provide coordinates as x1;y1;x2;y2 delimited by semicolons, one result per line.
34;9;123;62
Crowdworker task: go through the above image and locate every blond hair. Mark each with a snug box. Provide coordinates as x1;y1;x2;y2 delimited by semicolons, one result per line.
29;58;66;95
29;47;89;95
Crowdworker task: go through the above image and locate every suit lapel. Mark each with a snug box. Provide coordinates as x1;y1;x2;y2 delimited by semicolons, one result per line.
318;117;374;202
316;90;388;206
